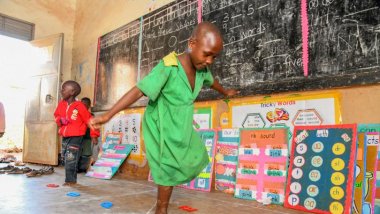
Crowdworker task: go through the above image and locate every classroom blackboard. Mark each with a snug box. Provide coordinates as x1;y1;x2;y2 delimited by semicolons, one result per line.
198;0;380;100
95;19;140;111
94;0;198;111
140;0;198;79
94;0;380;110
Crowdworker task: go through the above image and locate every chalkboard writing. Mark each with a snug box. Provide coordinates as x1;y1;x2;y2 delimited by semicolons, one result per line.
94;0;380;110
198;0;380;100
95;19;140;111
140;0;198;79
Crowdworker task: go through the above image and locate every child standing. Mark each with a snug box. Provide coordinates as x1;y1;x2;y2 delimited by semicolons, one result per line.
90;22;238;213
77;97;98;172
54;81;99;186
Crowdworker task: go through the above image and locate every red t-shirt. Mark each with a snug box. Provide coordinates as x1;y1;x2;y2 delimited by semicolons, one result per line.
54;100;99;138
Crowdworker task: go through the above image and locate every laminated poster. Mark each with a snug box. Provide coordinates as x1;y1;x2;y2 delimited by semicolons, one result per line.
284;124;357;214
215;129;239;194
86;143;134;179
235;128;289;205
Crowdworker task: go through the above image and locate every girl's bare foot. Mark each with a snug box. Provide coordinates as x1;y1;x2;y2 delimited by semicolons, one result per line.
62;182;77;186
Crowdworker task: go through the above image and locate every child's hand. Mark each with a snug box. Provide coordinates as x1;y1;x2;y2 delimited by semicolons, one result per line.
224;89;239;97
89;114;110;130
60;118;69;125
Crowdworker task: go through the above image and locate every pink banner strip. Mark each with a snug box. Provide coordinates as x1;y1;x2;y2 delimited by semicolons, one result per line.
102;154;126;158
215;182;235;188
218;144;238;149
301;0;309;76
197;0;202;23
216;163;237;168
91;173;110;179
94;163;119;167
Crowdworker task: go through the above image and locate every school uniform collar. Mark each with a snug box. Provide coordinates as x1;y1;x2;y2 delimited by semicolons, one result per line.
163;52;178;66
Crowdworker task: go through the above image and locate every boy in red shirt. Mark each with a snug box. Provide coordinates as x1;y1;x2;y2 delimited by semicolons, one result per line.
54;80;99;186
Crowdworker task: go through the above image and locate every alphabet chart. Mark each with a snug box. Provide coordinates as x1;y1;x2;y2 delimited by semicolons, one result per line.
284;124;357;214
234;128;289;204
215;129;239;194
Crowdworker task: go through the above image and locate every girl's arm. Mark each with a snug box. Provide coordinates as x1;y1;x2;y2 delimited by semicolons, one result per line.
89;86;144;129
210;79;239;97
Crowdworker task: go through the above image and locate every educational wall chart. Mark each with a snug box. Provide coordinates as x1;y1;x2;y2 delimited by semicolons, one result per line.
284;124;357;214
193;102;216;129
178;129;216;192
363;133;379;214
230;93;341;144
358;124;380;214
234;128;289;204
215;129;239;194
102;109;145;165
86;144;134;179
353;133;367;214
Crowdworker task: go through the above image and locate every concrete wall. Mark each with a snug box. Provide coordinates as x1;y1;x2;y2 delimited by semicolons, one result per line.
0;0;77;82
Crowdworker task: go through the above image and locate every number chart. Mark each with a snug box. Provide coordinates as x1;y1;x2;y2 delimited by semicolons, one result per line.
284;124;357;214
235;128;289;204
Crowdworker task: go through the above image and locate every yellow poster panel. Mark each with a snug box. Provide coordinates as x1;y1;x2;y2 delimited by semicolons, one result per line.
194;101;218;129
101;107;145;166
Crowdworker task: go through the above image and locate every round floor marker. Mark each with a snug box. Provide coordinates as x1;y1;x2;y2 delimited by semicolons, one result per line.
100;201;113;209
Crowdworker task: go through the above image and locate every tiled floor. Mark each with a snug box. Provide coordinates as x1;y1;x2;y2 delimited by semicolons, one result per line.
0;164;306;214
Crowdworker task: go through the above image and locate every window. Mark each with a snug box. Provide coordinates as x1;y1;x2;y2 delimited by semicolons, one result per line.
0;13;34;41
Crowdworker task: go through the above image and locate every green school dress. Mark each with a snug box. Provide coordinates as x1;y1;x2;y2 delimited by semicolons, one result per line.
137;52;214;186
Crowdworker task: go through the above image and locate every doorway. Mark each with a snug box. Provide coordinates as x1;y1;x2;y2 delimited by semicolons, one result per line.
0;34;62;165
0;35;33;151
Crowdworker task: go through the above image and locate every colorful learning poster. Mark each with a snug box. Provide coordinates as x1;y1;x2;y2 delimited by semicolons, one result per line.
358;125;380;213
230;92;341;143
193;102;217;129
363;133;379;214
102;108;145;166
104;112;142;154
86;144;134;179
215;129;239;194
234;128;289;204
353;133;367;214
284;124;357;214
178;130;216;192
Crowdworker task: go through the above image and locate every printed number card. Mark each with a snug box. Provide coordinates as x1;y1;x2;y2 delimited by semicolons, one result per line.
235;128;289;204
284;124;357;214
178;129;217;192
215;129;239;194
